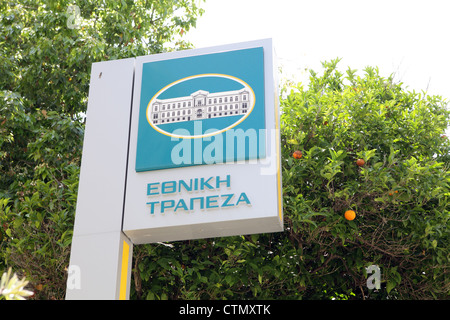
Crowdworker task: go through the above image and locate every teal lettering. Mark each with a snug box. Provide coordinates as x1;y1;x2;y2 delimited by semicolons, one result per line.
221;194;235;207
147;183;159;196
236;192;251;206
200;177;214;190
194;178;198;190
190;197;204;210
146;201;159;214
216;175;231;189
174;199;189;212
206;195;219;208
161;200;175;213
162;181;176;194
179;179;192;192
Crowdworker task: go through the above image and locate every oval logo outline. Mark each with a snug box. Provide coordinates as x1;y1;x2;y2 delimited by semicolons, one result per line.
146;73;256;139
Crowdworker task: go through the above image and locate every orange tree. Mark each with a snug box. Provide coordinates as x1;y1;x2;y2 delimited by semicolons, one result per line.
130;59;449;300
279;59;449;299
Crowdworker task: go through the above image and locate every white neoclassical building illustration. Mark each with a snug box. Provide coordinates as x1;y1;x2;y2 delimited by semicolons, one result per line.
149;88;252;125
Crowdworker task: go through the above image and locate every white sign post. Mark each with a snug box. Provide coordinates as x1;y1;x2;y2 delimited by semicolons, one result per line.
66;39;282;300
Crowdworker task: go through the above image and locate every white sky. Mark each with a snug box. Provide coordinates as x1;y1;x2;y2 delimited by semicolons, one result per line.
186;0;450;101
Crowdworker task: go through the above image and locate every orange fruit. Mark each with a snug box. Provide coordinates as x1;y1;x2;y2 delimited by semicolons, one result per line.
356;159;365;166
344;210;356;221
293;150;302;159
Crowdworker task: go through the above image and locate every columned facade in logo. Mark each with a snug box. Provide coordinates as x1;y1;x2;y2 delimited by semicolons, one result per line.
150;88;250;125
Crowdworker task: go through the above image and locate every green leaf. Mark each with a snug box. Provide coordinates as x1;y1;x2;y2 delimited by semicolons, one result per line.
386;280;396;294
432;239;437;249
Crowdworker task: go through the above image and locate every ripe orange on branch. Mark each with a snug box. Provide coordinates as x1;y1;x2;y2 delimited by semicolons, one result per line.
293;150;302;159
344;210;356;221
356;159;365;166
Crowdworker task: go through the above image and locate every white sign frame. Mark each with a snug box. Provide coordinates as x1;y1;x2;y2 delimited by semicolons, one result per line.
66;39;282;300
124;38;282;243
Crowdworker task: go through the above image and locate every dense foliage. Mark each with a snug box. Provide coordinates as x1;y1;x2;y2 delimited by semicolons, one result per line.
279;60;449;299
0;0;203;299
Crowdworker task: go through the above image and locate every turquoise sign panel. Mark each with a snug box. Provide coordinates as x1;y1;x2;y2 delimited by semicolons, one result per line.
136;47;265;172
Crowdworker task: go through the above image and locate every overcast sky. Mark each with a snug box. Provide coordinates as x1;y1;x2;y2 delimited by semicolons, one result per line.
186;0;450;101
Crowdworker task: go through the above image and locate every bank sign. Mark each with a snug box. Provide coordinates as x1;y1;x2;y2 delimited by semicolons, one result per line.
123;39;283;243
66;39;282;300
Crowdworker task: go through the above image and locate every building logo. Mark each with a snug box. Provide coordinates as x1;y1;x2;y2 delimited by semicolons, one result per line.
147;74;255;139
135;47;265;172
